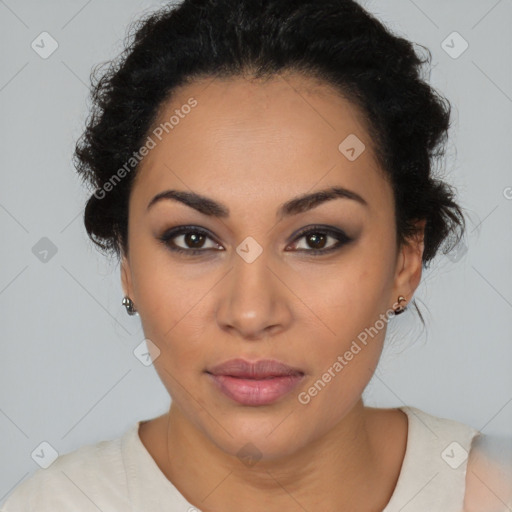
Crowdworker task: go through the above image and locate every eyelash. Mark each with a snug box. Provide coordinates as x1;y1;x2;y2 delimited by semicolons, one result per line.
157;225;353;257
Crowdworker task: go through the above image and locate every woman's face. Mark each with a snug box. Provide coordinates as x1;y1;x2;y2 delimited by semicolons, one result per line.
121;73;423;459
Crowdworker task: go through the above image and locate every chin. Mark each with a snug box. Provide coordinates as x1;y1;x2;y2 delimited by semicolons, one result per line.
199;411;314;462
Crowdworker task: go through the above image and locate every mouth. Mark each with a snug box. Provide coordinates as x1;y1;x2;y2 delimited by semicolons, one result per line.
205;358;305;406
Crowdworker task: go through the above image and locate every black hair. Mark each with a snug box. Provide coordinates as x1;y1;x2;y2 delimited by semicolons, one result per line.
74;0;465;277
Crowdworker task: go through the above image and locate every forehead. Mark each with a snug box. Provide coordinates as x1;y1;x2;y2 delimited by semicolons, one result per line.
131;73;391;214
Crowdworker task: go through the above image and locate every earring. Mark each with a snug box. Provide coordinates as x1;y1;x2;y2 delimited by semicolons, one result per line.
122;296;138;316
394;295;407;315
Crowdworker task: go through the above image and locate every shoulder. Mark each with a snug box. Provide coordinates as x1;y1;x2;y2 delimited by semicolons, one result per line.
1;427;135;511
399;405;480;456
463;433;512;512
381;406;482;510
402;408;512;511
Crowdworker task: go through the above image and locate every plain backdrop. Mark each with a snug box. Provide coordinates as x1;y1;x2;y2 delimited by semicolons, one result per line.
1;0;511;504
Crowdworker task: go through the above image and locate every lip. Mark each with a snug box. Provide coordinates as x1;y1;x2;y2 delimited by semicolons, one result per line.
206;358;305;378
205;358;305;406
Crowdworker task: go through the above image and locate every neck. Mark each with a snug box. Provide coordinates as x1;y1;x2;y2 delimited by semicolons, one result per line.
156;399;397;512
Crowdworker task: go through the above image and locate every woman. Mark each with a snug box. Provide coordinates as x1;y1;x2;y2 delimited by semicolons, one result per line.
2;0;511;510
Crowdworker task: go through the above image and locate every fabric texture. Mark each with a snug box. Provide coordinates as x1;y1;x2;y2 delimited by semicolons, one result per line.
1;406;483;511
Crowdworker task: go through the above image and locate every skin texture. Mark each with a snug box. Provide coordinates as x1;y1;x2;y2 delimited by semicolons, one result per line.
121;73;425;511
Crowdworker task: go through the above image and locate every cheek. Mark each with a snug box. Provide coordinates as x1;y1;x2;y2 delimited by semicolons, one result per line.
295;273;391;427
128;228;204;324
296;341;382;436
130;254;219;384
288;244;395;419
290;240;395;336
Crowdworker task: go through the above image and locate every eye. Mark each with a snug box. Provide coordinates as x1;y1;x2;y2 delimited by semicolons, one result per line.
158;226;223;256
286;225;353;254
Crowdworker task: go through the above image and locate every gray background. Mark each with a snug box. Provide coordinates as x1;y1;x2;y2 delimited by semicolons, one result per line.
1;0;511;504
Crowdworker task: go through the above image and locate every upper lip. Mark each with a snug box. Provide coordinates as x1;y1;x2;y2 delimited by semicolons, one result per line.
206;358;305;379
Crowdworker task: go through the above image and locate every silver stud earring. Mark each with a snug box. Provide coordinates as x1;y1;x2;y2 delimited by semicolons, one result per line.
122;296;138;316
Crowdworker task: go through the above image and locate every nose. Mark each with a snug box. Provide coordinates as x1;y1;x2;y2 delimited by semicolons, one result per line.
215;248;293;341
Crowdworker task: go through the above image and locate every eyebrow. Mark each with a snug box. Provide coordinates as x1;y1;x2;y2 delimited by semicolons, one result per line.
146;186;368;219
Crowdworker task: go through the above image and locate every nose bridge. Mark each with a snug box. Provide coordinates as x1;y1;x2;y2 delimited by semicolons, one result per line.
215;239;292;338
232;242;274;303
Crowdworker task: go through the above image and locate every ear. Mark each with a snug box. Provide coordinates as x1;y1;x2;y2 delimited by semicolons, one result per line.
391;219;426;306
120;251;134;300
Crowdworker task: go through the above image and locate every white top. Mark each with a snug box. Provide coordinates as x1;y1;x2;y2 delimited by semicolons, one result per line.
0;406;502;511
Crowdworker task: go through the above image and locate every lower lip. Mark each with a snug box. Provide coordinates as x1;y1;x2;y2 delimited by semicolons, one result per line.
206;373;304;406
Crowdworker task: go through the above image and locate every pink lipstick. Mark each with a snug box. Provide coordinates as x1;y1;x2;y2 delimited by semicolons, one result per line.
205;358;305;406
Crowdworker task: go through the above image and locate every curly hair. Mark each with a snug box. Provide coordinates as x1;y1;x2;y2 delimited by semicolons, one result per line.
74;0;465;270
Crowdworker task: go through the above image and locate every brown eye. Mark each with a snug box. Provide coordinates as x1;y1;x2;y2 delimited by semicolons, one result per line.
288;226;353;254
182;232;206;249
158;226;223;255
304;232;328;250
